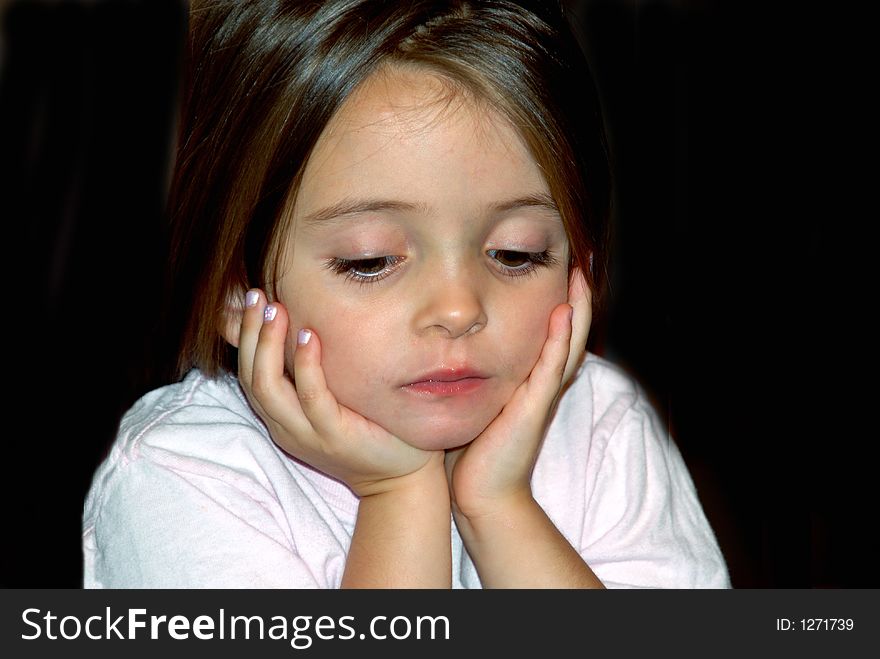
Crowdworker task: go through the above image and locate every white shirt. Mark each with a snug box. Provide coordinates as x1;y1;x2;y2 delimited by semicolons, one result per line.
83;354;730;588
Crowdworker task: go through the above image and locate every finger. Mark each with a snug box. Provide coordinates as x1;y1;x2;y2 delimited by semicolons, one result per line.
289;327;345;437
250;301;308;433
563;267;592;385
524;302;574;411
474;303;572;460
237;288;267;389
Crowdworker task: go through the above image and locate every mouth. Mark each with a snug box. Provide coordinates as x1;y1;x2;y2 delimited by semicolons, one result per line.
402;368;490;397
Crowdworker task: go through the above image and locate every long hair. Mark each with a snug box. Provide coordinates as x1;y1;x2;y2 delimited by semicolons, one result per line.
165;0;611;378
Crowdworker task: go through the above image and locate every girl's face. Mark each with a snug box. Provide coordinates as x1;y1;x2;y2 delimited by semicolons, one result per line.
277;68;570;451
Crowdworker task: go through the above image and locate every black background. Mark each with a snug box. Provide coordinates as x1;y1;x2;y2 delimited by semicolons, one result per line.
1;0;871;588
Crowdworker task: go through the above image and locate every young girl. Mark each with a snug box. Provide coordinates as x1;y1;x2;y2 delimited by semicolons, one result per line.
83;0;729;588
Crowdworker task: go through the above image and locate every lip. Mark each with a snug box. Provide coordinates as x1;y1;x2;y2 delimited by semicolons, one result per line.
402;368;490;396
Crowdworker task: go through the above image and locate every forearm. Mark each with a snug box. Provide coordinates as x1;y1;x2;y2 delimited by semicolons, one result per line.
342;463;452;588
454;494;604;589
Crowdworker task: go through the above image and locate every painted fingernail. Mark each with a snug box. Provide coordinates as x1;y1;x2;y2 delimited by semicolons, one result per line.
297;329;312;346
245;290;259;308
263;305;277;322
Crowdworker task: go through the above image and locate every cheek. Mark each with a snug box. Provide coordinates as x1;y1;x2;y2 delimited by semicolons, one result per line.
494;282;568;378
321;322;385;388
290;300;399;408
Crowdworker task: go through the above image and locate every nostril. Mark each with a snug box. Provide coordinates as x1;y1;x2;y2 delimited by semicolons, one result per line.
464;321;485;336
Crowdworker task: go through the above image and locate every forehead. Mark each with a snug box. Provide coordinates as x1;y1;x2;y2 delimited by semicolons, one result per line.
292;65;549;216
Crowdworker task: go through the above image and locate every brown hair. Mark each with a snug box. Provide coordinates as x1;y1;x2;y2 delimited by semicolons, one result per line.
165;0;611;379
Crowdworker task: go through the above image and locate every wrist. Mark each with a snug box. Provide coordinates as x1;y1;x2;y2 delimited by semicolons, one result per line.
451;487;536;530
356;451;449;499
345;453;452;589
451;494;604;588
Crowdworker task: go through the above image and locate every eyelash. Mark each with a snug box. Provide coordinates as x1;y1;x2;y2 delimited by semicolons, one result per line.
325;250;557;285
486;249;558;277
325;256;404;285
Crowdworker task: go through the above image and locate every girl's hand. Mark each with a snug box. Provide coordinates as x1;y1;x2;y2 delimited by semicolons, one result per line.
238;289;443;498
445;270;592;519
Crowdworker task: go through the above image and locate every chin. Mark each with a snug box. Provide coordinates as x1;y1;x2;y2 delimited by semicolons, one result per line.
388;413;499;452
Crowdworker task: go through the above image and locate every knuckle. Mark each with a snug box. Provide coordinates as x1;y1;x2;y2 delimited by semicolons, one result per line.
250;371;272;399
296;386;321;405
550;358;567;382
551;363;567;384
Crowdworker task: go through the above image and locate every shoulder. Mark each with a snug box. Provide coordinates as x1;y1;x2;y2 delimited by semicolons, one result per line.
552;352;653;442
81;371;339;587
119;369;262;448
576;351;642;397
549;352;679;482
536;353;658;507
100;369;274;469
543;356;731;588
83;370;288;534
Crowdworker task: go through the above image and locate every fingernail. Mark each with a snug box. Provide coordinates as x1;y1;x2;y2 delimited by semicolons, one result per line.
263;305;277;322
245;290;259;308
297;329;312;346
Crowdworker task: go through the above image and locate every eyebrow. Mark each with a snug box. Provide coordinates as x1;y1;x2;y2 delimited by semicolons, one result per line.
300;192;560;227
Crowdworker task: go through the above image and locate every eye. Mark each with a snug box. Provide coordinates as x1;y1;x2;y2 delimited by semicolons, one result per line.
325;256;404;284
490;250;531;267
487;249;557;277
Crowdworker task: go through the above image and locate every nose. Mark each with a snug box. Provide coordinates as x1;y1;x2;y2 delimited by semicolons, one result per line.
412;266;488;339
